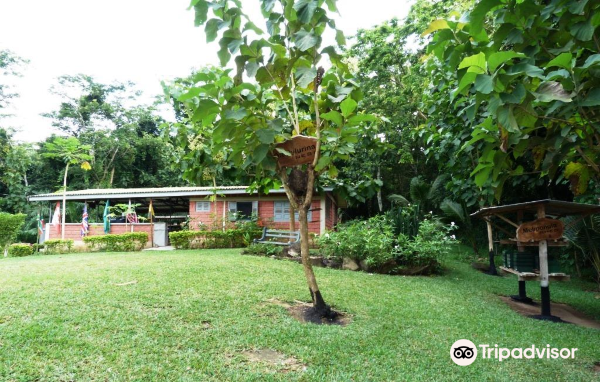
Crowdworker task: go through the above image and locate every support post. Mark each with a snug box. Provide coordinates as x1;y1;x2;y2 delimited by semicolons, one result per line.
486;218;498;275
511;280;533;304
537;205;552;318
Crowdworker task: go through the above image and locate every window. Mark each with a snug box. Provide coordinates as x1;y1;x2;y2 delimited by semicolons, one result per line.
228;201;258;221
195;201;211;212
274;201;311;222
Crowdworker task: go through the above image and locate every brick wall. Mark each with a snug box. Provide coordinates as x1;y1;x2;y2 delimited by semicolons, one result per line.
187;198;324;234
48;223;153;242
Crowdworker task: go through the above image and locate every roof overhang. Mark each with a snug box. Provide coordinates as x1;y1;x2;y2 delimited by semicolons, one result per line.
28;186;334;202
471;199;600;218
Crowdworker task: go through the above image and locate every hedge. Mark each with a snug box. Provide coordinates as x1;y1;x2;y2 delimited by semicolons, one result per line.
44;239;74;255
169;229;262;250
0;212;26;251
83;232;149;252
8;243;34;257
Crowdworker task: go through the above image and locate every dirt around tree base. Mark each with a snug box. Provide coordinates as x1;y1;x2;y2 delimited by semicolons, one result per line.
500;296;600;330
266;299;351;326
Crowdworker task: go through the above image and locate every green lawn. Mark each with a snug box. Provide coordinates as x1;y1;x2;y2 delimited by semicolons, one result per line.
1;248;599;382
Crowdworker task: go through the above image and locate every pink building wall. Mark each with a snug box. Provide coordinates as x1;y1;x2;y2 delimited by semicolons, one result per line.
48;223;153;242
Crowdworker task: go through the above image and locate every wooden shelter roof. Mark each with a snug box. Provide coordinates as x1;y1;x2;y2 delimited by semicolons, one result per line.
471;199;600;218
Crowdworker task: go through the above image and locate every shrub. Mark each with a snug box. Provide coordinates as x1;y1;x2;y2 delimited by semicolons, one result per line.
83;232;149;252
318;215;395;268
8;243;34;257
0;213;27;253
44;239;74;255
318;214;457;274
242;243;283;257
169;229;262;250
393;218;456;273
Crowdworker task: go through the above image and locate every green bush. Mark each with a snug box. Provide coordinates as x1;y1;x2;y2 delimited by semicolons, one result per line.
169;229;262;250
8;243;33;257
318;214;457;274
393;218;456;272
83;233;149;252
44;239;74;255
242;243;283;257
318;215;395;268
0;213;27;252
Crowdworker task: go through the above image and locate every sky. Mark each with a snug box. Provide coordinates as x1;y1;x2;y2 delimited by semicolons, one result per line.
0;0;414;143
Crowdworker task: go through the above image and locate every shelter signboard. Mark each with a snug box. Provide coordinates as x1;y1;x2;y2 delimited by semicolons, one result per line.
516;218;564;242
274;136;318;167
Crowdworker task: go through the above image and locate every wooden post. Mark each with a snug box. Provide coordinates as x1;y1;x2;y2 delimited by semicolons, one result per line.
150;199;154;248
537;204;551;317
486;218;497;275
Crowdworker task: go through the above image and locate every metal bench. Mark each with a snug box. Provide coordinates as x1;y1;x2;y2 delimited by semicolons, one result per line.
253;227;300;246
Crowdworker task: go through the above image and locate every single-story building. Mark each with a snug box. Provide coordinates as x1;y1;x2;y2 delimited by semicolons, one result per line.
28;186;340;246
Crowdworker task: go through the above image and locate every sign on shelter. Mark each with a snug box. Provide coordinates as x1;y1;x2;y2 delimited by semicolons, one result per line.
274;135;318;167
516;218;564;242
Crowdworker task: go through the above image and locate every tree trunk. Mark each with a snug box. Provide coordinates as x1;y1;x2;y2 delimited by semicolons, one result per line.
376;165;383;213
289;205;296;231
298;206;330;315
61;163;69;240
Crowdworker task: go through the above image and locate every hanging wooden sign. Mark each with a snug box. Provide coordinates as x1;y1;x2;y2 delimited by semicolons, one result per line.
274;135;318;167
516;218;564;242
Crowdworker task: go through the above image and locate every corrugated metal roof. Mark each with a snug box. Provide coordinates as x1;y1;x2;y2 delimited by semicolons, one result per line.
28;186;333;202
471;199;600;218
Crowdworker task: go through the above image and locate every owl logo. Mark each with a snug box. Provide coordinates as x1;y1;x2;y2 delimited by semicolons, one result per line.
453;346;475;359
450;340;478;366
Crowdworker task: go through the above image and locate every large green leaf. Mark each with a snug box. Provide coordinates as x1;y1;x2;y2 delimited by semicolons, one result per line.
295;66;317;88
469;0;502;35
224;108;247;120
193;1;209;26
474;74;494;94
340;98;357;118
582;54;600;68
497;105;519;132
570;19;594;41
253;144;270;163
546;52;573;70
506;63;545;79
534;82;573;103
321;110;343;126
256;129;276;144
422;19;450;36
293;30;319;51
293;0;318;23
458;52;487;72
580;88;600;106
488;51;525;72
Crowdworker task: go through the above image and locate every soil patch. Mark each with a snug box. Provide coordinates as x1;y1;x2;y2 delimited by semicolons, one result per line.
594;362;600;373
241;349;306;373
265;298;351;326
500;296;600;330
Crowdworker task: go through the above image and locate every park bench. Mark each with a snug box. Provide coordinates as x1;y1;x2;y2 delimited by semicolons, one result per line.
253;227;300;246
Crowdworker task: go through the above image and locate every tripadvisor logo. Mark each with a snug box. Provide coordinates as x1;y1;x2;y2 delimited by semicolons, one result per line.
450;339;579;366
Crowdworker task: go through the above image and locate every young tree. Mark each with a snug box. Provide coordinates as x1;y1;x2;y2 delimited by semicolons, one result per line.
42;137;92;239
176;0;378;319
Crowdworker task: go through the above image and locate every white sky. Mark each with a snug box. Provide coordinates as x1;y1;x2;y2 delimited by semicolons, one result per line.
0;0;413;143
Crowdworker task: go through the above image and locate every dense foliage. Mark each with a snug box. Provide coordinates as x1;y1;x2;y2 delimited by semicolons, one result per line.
318;213;456;274
0;212;26;251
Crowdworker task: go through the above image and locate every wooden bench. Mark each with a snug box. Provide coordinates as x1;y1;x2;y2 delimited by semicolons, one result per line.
253;227;300;246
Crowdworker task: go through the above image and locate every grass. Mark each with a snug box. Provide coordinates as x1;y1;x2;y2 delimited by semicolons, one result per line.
1;247;599;382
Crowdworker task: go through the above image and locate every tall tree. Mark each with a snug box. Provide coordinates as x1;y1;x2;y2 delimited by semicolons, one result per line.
43;74;134;137
175;0;378;320
0;49;27;116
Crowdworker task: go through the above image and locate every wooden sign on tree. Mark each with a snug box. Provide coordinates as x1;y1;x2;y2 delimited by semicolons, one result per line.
274;136;318;168
516;218;564;242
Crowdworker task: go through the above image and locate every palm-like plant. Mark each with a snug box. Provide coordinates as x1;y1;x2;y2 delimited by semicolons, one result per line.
42;137;92;239
563;214;600;289
440;199;479;256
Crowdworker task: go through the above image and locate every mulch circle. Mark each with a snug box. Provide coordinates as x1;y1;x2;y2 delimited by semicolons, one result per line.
266;298;351;326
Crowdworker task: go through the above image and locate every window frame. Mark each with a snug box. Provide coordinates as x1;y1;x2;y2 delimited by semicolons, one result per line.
273;201;311;222
195;201;211;212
